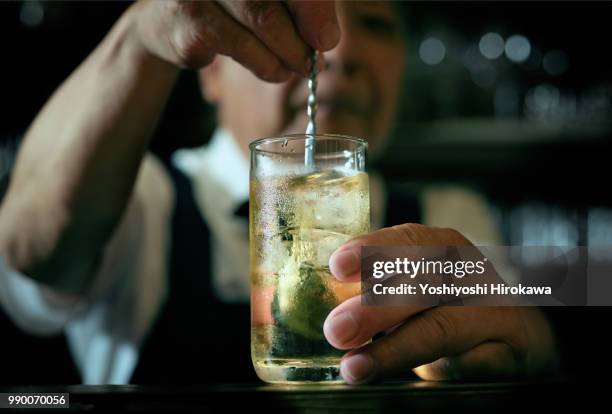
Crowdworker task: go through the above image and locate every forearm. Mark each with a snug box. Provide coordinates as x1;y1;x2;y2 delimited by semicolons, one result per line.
0;4;179;294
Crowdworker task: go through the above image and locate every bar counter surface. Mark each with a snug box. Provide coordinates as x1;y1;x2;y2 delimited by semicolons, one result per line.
0;378;599;412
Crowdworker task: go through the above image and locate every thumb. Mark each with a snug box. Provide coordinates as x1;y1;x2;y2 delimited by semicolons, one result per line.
328;223;472;282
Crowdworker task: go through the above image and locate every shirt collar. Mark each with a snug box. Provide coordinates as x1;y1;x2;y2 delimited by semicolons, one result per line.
172;128;250;213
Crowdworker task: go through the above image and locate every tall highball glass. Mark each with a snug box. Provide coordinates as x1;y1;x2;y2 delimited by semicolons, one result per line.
249;134;370;383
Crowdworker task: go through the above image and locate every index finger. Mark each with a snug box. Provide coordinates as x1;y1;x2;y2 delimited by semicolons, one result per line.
285;0;340;51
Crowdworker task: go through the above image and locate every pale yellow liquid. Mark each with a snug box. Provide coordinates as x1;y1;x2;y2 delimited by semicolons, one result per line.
250;170;369;383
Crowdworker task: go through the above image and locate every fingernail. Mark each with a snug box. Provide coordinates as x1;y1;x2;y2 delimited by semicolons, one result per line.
324;311;358;345
318;22;340;51
329;249;360;279
342;354;375;384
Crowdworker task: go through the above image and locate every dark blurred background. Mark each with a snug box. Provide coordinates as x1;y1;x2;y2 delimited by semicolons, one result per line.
1;0;612;247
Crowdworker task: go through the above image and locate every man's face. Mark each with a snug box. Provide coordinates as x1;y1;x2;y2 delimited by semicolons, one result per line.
200;1;407;158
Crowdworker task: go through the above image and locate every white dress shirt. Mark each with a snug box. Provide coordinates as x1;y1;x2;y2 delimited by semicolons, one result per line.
0;128;501;384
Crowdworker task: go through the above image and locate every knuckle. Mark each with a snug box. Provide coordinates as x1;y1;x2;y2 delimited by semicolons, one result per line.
421;310;458;352
391;223;426;244
172;26;214;68
242;1;282;29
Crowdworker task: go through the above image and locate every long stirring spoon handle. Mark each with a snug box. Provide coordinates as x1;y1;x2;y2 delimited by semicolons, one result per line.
305;49;318;167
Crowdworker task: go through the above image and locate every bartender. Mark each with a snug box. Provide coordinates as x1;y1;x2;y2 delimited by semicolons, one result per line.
0;0;558;385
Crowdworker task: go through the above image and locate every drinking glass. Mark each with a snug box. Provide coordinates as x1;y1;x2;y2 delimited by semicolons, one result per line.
249;134;370;383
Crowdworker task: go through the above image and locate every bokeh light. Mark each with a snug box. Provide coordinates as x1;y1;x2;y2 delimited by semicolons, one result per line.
419;37;446;65
20;1;44;28
479;32;505;60
505;34;531;63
